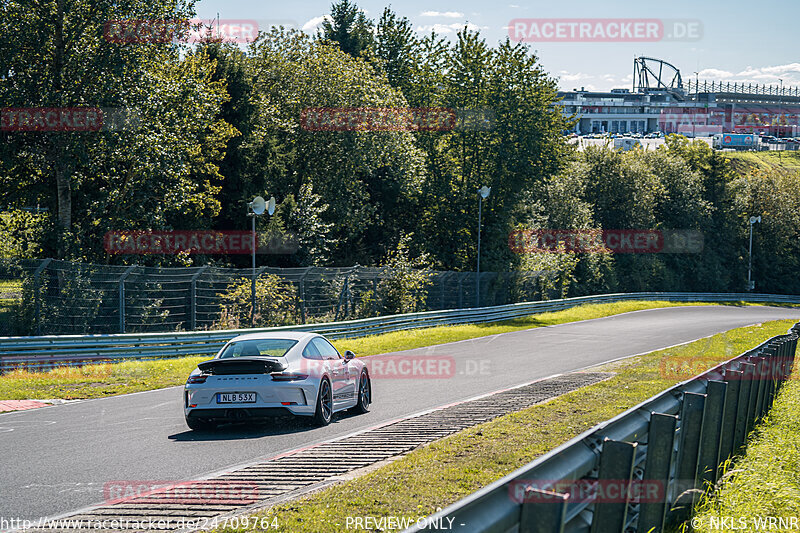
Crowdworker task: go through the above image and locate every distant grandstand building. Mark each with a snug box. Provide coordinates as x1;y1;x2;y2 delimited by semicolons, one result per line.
557;57;800;136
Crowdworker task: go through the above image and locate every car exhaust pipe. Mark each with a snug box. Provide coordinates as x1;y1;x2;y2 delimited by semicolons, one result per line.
227;409;249;421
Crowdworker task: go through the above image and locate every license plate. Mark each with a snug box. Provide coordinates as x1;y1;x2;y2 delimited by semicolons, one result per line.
217;392;256;403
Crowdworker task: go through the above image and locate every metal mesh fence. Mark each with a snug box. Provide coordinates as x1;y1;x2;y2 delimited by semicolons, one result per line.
0;258;555;336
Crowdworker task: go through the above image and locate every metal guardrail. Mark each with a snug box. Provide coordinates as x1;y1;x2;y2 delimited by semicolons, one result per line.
403;322;800;533
0;292;798;371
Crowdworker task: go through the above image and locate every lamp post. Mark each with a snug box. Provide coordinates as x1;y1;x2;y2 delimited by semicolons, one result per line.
747;215;761;291
476;186;491;307
693;71;699;138
247;195;275;326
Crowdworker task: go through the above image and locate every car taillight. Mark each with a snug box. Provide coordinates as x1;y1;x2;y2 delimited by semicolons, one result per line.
271;372;308;382
187;375;207;384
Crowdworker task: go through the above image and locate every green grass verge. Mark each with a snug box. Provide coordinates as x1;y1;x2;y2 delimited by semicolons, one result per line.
690;358;800;532
0;279;22;291
724;150;800;172
0;280;22;336
210;320;797;533
0;300;786;401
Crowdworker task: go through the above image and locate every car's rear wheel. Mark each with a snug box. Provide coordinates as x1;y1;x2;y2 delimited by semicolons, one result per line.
312;378;333;426
351;371;371;414
185;416;215;431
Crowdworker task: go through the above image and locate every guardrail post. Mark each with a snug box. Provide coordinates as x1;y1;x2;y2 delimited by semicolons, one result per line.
589;439;637;533
639;413;677;533
752;356;768;422
764;345;779;408
696;380;727;487
519;488;568;533
671;392;705;519
189;266;208;331
781;338;797;384
718;370;741;466
33;258;53;336
738;362;756;446
118;265;137;333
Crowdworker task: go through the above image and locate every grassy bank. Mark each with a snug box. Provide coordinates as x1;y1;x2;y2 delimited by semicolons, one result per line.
690;357;800;532
0;300;781;401
212;320;796;533
724;150;800;172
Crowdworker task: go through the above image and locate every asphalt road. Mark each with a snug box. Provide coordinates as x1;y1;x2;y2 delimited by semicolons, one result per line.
3;305;800;521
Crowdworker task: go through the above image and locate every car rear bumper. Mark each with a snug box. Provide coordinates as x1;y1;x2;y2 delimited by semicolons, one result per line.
185;407;297;421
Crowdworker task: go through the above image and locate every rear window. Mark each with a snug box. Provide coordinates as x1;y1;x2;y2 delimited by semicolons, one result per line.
218;339;297;359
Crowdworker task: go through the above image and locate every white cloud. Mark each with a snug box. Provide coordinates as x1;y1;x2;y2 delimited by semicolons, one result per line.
301;15;331;32
762;62;800;75
697;68;734;78
692;63;800;88
420;11;465;18
560;72;588;82
736;66;761;77
415;22;486;34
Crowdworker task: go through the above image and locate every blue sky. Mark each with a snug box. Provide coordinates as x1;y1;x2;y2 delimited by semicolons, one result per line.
193;0;800;92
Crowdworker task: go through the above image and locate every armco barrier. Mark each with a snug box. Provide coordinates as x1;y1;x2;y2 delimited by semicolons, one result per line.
403;323;800;533
0;292;799;371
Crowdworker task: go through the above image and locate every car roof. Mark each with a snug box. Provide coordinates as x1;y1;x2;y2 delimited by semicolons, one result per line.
228;331;318;342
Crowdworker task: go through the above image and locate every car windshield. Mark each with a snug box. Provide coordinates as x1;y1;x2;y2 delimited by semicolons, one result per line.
218;339;297;359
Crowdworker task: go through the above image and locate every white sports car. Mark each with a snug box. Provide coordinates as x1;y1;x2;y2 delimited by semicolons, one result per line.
184;332;371;430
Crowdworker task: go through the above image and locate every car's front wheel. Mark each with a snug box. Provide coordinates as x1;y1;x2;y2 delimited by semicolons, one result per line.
350;371;371;414
312;378;333;426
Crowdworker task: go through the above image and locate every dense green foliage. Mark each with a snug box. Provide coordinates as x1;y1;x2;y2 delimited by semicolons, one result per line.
2;1;799;294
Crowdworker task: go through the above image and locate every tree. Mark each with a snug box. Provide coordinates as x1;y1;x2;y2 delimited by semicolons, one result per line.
320;0;374;58
375;8;417;96
416;31;572;271
248;28;425;265
0;0;197;257
0;1;237;264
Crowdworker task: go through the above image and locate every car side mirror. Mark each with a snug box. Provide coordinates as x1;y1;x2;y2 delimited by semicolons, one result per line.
344;350;355;361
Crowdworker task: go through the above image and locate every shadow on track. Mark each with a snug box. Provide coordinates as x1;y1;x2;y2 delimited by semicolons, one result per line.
168;411;363;441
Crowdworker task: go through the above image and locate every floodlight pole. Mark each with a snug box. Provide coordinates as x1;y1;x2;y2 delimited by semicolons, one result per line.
476;195;482;307
476;186;491;307
251;213;256;275
248;210;258;327
246;195;275;326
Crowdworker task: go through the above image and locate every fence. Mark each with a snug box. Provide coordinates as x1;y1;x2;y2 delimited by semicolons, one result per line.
403;323;800;533
0;258;555;337
2;291;799;372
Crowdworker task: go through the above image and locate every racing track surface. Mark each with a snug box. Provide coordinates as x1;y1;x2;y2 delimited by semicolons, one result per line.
3;305;800;521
